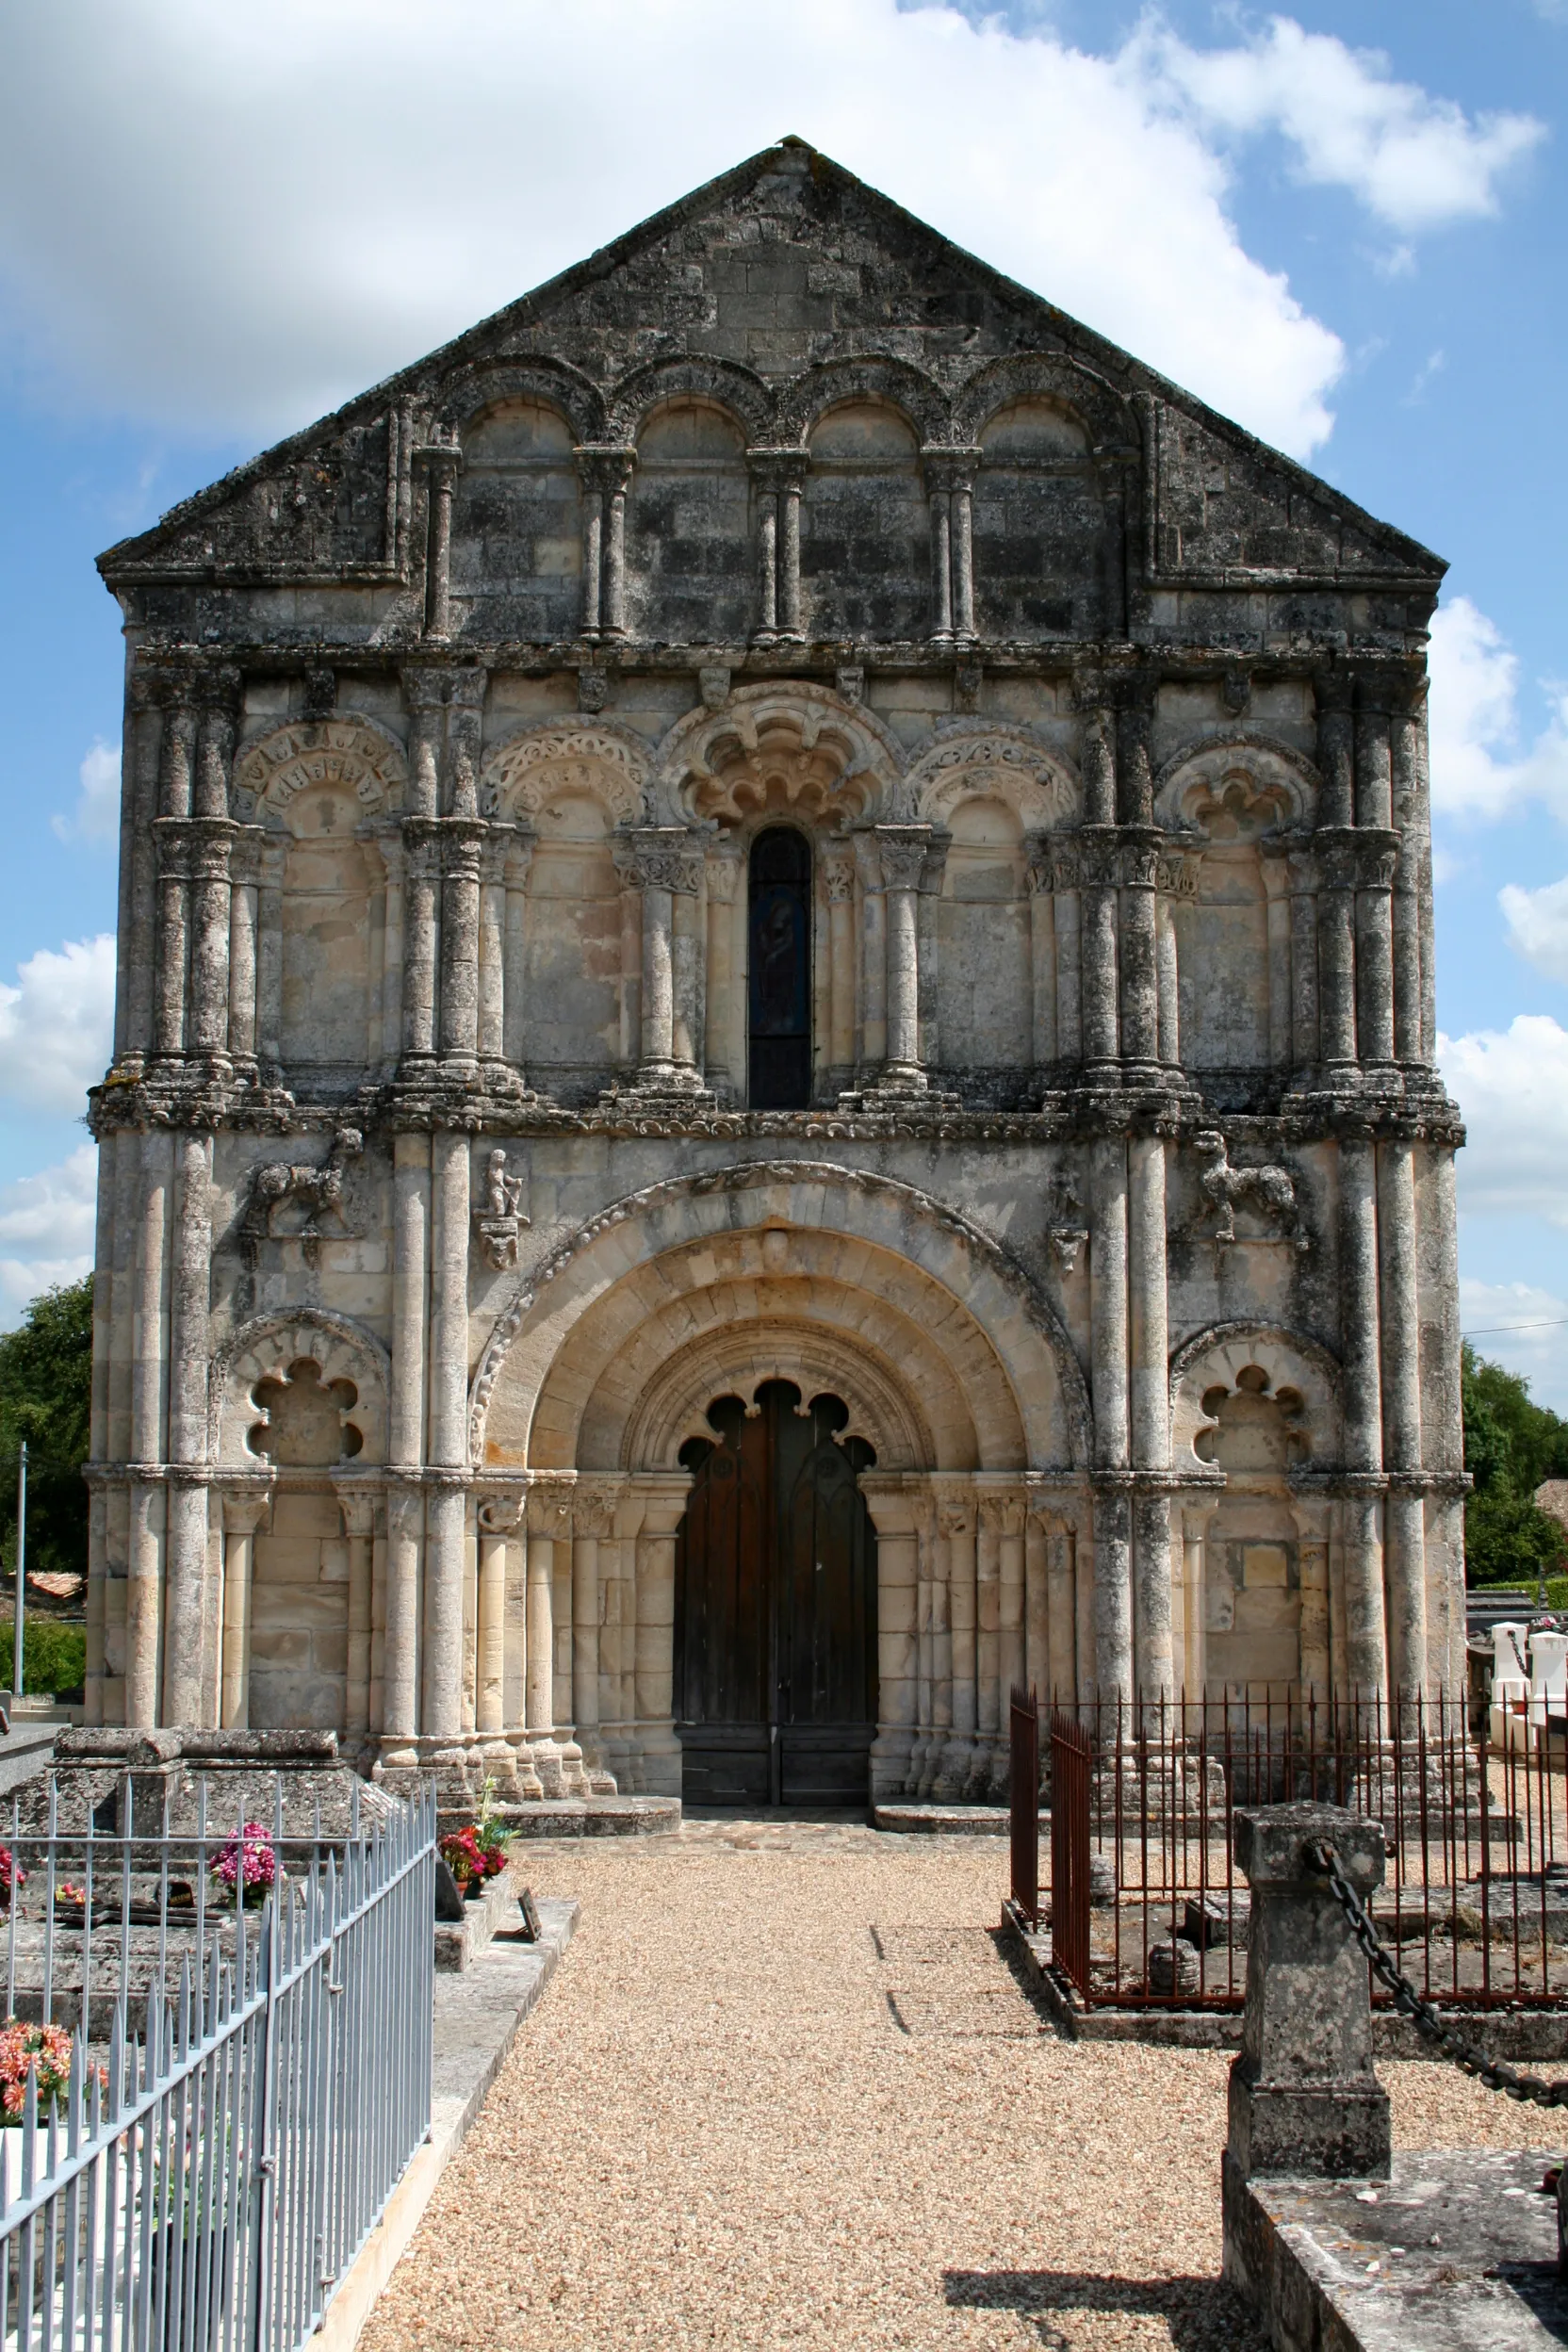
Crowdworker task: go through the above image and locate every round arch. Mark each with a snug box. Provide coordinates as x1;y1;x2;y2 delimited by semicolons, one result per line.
776;356;952;448
480;720;651;828
906;725;1083;833
606;355;776;448
211;1307;391;1469
651;683;906;829
954;351;1138;451
1168;1318;1342;1473
433;357;607;446
468;1160;1091;1471
1153;731;1322;836
231;717;409;829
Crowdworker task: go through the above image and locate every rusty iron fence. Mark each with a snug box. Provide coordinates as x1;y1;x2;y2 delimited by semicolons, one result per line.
1009;1690;1568;2014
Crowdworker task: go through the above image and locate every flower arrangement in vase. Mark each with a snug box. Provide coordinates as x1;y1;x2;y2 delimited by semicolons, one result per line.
209;1823;277;1909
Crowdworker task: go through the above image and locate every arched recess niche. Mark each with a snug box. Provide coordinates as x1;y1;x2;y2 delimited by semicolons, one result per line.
450;398;583;640
233;719;408;1075
629;400;752;642
801;401;927;641
481;724;651;1088
973;397;1103;636
468;1162;1089;1474
1155;736;1319;1077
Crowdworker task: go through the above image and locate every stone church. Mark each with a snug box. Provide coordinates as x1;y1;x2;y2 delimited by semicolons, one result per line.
83;139;1465;1804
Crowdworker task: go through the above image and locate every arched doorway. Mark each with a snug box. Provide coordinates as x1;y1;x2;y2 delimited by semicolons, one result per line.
674;1380;877;1805
748;826;811;1108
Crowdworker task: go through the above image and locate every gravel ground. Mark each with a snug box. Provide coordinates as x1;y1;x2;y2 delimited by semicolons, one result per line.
361;1819;1562;2352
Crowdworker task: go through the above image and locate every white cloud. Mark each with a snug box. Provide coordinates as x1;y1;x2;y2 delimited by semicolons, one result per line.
1501;874;1568;984
1144;16;1543;233
0;937;116;1118
1440;1016;1568;1224
0;1;1418;457
1427;596;1568;822
51;739;121;850
0;1147;96;1329
1459;1278;1568;1415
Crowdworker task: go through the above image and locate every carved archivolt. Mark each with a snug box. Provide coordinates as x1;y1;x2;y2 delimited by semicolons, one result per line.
468;1156;1090;1471
480;723;650;828
907;727;1082;832
623;1321;933;1472
654;685;905;829
608;355;776;449
1168;1320;1341;1472
233;718;409;830
954;351;1138;451
436;356;607;446
1153;732;1320;837
776;354;950;448
211;1308;390;1469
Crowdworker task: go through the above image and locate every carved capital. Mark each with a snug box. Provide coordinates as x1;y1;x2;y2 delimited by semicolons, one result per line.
921;443;983;494
476;1494;526;1536
874;825;934;892
745;446;808;495
573;444;637;498
705;840;743;902
822;843;858;904
572;1478;622;1539
220;1490;272;1536
627;826;705;896
333;1486;377;1539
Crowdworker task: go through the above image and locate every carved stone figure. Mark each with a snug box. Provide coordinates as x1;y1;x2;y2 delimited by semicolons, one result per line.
242;1128;363;1244
1193;1132;1309;1253
475;1148;530;1270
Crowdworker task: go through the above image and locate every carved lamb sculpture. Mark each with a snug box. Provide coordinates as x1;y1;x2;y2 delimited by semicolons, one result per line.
243;1127;363;1243
1193;1131;1309;1253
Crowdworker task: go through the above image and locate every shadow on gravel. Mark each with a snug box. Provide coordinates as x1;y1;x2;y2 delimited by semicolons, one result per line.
942;2269;1266;2350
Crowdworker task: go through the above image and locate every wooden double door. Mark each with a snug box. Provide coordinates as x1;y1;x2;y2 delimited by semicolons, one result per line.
674;1381;878;1806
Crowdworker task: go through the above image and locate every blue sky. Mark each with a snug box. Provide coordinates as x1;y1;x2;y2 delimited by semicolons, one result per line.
2;0;1567;1397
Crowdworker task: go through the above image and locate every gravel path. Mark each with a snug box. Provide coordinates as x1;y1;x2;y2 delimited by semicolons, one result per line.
362;1820;1560;2352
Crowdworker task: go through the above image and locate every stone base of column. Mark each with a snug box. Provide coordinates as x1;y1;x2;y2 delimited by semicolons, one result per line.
839;1067;961;1113
932;1734;979;1802
870;1727;915;1801
608;1065;715;1107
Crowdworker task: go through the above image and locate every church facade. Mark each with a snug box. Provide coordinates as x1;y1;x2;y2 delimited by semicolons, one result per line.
84;141;1464;1802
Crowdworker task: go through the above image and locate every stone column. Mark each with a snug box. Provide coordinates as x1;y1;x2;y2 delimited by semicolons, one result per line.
1021;836;1058;1069
596;449;636;638
1286;847;1320;1070
219;1492;270;1730
1260;847;1294;1070
500;829;536;1079
633;1475;689;1796
381;1486;423;1772
703;837;741;1098
1390;682;1425;1065
927;466;953;642
1023;1498;1051;1700
416;439;461;641
151;701;197;1063
524;1490;564;1790
1295;1501;1331;1706
996;1493;1026;1778
936;1488;978;1800
754;482;778;640
1339;1135;1387;1702
1154;858;1185;1069
572;1480;619;1793
822;841;857;1077
423;1132;471;1756
952;462;977;642
1091;1134;1133;1707
1080;833;1120;1070
1052;845;1083;1063
670;842;706;1081
438;822;483;1073
1046;1514;1078;1707
924;1492;953;1796
475;1495;522;1773
368;831;404;1073
874;825;932;1091
185;822;235;1068
162;1130;212;1724
477;830;509;1071
1378;1138;1427;1701
860;1479;918;1800
779;471;804;640
401;824;441;1066
253;838;285;1082
120;677;163;1068
1315;833;1359;1069
1129;1131;1172;1702
125;1131;172;1726
627;831;684;1086
226;828;261;1069
1315;669;1355;830
328;1488;374;1741
1180;1505;1217;1701
1355;834;1399;1070
854;831;887;1070
975;1493;1003;1796
1119;835;1160;1071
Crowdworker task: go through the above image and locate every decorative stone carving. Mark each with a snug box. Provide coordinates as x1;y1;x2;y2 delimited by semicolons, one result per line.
212;1308;390;1468
909;729;1081;833
1193;1133;1310;1253
698;664;730;710
474;1147;530;1270
232;719;408;826
578;667;609;714
242;1126;363;1249
480;725;648;827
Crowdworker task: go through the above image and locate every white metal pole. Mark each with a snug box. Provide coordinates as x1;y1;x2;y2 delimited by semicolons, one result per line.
12;1439;24;1699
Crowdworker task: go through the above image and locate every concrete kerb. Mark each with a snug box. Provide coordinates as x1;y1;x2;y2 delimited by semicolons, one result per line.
313;1894;579;2352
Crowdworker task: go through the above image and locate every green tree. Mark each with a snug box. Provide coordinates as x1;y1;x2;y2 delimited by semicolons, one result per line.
0;1276;93;1586
1462;1341;1568;1587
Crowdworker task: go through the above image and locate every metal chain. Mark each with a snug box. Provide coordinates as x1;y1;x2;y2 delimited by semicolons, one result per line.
1304;1837;1568;2110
